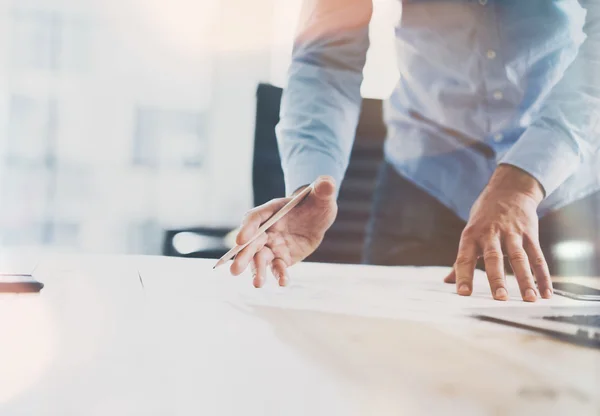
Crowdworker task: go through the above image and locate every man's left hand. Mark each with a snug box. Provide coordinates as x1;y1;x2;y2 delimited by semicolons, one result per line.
444;164;553;302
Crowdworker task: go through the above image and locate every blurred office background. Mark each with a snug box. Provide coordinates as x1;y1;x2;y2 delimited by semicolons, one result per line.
0;0;399;255
1;0;597;276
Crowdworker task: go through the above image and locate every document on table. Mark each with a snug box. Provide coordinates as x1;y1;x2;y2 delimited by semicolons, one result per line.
139;260;581;325
229;264;579;323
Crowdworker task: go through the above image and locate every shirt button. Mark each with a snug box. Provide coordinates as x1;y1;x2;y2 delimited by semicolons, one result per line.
493;133;504;142
478;0;488;5
486;49;496;59
493;91;503;100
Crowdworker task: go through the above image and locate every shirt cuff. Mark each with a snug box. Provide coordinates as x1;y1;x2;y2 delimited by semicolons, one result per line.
281;151;344;197
499;125;581;197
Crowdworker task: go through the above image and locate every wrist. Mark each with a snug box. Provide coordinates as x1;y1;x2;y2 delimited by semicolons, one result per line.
487;164;545;204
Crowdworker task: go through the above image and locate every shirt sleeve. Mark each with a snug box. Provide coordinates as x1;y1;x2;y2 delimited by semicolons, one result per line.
500;0;600;197
275;0;372;196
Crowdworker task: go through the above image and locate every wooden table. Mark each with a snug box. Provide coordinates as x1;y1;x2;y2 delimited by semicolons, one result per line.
0;252;598;415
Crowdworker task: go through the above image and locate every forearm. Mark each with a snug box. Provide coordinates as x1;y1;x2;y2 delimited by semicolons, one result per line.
500;0;600;198
276;0;372;196
277;56;366;195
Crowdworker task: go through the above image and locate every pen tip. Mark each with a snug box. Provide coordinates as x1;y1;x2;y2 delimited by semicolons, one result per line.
213;258;227;270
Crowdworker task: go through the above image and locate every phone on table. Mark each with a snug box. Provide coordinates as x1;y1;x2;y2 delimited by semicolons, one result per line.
552;282;600;301
0;274;44;293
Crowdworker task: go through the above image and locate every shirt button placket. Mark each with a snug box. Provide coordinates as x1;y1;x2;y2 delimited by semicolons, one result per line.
477;0;507;140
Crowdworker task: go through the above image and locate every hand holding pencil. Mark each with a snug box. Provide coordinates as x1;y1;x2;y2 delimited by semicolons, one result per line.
218;176;338;288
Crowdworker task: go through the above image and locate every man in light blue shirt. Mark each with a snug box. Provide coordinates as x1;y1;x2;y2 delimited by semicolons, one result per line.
230;0;600;302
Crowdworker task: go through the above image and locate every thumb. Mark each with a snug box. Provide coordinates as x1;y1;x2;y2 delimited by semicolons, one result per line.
444;268;456;284
312;176;337;203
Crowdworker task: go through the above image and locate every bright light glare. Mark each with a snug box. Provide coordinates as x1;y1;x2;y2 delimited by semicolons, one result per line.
173;232;224;255
551;240;595;261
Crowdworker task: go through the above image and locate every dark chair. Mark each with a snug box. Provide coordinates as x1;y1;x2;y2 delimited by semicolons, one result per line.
163;83;386;264
307;91;386;263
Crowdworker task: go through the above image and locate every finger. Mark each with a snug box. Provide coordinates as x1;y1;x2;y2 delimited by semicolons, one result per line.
236;199;288;245
505;235;537;302
443;269;456;284
312;175;337;204
271;258;289;287
454;231;478;296
253;248;274;288
230;232;268;276
250;261;257;283
482;237;508;301
524;239;552;299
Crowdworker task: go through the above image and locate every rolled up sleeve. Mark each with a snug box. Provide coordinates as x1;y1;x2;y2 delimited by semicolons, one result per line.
501;0;600;197
275;0;372;196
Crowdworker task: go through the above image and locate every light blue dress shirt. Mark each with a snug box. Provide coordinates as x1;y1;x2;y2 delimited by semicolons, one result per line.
276;0;600;221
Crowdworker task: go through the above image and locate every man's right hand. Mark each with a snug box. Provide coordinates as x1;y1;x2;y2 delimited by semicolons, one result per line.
229;176;338;288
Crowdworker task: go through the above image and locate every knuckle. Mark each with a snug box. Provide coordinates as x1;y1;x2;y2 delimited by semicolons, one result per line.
482;224;499;237
455;255;474;266
509;250;528;263
504;231;522;242
483;249;503;261
487;275;504;286
518;268;535;279
461;226;476;240
531;255;547;268
537;277;551;288
255;250;268;262
260;248;275;262
242;210;258;223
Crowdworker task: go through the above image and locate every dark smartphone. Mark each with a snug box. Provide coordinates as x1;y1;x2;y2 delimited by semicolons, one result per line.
0;274;44;293
552;282;600;301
